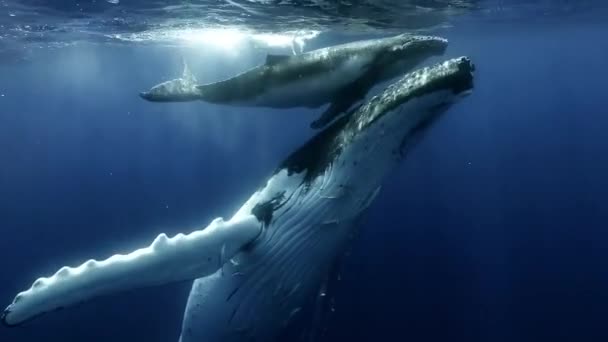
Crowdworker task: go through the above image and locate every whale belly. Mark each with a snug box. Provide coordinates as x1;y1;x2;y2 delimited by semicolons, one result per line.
179;221;351;342
178;126;390;341
179;166;373;341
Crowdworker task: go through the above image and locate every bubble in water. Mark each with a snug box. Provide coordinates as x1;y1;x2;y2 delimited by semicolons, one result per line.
106;0;119;4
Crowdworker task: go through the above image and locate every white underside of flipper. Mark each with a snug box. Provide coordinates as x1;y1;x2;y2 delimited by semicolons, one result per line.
2;215;262;326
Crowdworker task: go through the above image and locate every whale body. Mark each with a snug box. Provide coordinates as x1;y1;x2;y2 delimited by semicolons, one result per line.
139;34;449;128
3;57;475;341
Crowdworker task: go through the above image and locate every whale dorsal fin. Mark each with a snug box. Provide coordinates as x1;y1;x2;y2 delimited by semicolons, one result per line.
265;54;290;65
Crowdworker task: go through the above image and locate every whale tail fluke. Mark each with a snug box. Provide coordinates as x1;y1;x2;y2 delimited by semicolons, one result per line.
1;215;262;327
181;56;197;84
139;57;201;102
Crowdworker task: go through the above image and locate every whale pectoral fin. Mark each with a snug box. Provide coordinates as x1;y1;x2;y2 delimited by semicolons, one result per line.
311;76;373;129
265;54;290;65
311;100;357;129
1;215;262;327
315;102;343;129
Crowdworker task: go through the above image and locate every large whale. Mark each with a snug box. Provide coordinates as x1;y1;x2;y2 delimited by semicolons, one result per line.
139;34;448;128
2;57;475;341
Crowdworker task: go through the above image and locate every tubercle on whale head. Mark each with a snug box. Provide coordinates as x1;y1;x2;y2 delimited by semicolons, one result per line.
333;56;475;183
391;34;449;56
375;34;449;82
348;56;474;135
277;57;474;186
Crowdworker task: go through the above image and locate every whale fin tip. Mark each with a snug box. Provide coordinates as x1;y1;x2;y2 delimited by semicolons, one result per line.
2;215;262;326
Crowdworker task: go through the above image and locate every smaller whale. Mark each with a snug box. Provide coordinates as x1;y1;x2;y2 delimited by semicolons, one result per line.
139;34;448;128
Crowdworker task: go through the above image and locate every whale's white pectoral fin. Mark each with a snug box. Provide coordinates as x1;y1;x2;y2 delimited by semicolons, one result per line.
1;214;262;327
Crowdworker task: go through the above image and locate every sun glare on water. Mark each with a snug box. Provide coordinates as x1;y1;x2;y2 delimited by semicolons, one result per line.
178;28;246;49
109;28;320;54
176;28;320;54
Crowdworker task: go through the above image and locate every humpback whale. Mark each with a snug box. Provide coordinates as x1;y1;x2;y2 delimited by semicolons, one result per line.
2;57;475;341
139;34;448;128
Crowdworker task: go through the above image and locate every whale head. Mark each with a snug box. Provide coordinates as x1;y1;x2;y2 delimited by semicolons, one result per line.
347;55;474;142
351;33;448;60
279;56;474;188
372;34;449;81
390;34;449;55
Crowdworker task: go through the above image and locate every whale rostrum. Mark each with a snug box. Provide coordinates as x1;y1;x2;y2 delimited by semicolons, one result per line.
139;34;449;128
3;57;475;342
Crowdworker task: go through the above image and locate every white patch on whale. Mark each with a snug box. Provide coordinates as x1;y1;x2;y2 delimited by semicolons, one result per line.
2;215;262;326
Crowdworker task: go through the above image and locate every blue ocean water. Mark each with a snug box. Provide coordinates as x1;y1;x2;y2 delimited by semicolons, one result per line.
1;1;608;341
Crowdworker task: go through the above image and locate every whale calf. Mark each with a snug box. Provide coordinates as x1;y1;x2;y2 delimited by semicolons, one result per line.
3;57;475;341
139;34;448;128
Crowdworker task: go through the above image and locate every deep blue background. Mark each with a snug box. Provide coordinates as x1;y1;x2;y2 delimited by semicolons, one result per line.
1;16;608;342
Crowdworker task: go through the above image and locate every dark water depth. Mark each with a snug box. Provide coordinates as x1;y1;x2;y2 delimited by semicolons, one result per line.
1;2;608;342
